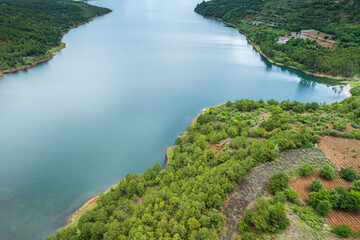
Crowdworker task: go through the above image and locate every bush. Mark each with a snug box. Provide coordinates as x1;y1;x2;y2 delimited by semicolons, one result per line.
285;189;299;202
243;197;289;233
298;164;314;176
268;172;290;194
274;191;287;203
241;232;255;240
237;220;250;234
307;189;331;209
320;165;335;179
340;166;357;181
316;200;332;216
351;180;360;192
309;179;323;192
331;224;352;237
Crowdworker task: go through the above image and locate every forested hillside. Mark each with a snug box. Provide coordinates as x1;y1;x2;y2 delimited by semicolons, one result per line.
48;94;360;240
195;0;360;79
0;0;110;72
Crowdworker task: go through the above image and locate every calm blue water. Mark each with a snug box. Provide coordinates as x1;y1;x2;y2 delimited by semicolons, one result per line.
0;0;349;239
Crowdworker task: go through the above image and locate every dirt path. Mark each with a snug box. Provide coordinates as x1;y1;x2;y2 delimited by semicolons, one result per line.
219;148;334;240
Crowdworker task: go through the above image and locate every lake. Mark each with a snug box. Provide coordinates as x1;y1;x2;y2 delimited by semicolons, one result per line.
0;0;349;239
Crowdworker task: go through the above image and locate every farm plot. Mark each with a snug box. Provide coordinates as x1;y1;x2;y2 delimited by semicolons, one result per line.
318;136;360;172
290;169;359;232
327;209;360;231
289;170;352;202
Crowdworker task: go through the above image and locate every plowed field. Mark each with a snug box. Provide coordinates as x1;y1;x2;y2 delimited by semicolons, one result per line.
318;136;360;172
328;209;360;231
289;170;352;202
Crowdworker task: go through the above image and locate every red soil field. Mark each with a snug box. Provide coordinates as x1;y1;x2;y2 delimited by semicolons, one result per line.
318;136;360;172
327;209;360;231
290;170;359;231
289;170;352;202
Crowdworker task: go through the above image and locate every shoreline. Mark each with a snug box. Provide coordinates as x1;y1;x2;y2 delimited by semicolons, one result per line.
0;11;111;79
195;12;359;88
64;107;209;231
60;182;118;231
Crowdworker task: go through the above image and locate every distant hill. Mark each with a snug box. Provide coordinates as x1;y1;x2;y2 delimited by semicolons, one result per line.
0;0;111;73
195;0;360;79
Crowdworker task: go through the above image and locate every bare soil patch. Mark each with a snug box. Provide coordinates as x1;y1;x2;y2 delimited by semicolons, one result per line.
277;30;338;48
318;136;360;172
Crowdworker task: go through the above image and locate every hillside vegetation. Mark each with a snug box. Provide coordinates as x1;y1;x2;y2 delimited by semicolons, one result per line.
195;0;360;79
47;95;360;240
0;0;110;72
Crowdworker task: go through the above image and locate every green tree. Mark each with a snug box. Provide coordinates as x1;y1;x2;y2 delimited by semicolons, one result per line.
331;224;352;237
298;164;314;176
320;165;335;179
285;189;299;202
268;173;289;194
187;218;201;231
351;180;360;192
316;200;332;216
309;179;322;192
340;166;357;181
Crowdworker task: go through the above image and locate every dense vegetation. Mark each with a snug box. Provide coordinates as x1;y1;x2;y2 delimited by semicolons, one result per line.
47;95;360;240
195;0;360;78
0;0;110;71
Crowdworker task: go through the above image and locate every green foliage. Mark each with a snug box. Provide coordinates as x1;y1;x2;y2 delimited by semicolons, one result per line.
309;179;323;192
299;207;324;230
0;0;110;70
350;86;360;96
298;164;314;176
237;221;250;234
49;98;360;239
195;0;360;77
274;191;287;203
316;200;332;216
242;197;289;234
320;165;335;179
285;189;299;202
268;172;289;194
351;180;360;192
331;224;352;237
240;232;255;240
340;166;357;181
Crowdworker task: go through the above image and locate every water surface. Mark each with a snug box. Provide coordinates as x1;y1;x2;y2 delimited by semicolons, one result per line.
0;0;349;239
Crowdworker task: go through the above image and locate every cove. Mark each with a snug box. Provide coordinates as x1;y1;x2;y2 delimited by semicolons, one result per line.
0;0;349;239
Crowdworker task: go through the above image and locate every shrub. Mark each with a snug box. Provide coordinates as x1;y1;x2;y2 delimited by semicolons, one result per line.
335;187;355;211
241;232;255;240
268;172;290;194
331;224;352;237
274;191;287;203
320;165;335;179
309;179;323;192
298;164;314;176
237;220;250;234
340;166;357;181
285;189;299;202
307;189;331;208
351;180;360;192
243;197;289;233
316;200;332;216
